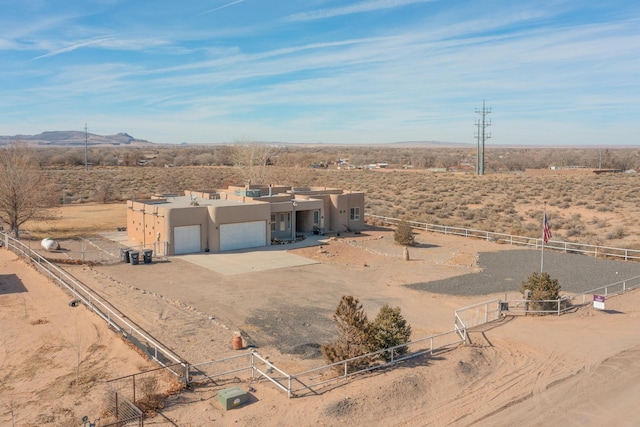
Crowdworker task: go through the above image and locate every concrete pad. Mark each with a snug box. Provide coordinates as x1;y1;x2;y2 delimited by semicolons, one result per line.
99;231;129;242
180;249;319;276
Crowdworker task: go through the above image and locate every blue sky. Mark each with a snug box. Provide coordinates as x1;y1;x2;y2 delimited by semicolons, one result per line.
1;0;638;145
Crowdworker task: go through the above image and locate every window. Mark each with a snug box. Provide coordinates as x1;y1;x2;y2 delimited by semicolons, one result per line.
271;214;276;232
313;210;320;225
350;207;360;221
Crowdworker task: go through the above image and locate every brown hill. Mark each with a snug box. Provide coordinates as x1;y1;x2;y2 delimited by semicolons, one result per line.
0;131;155;147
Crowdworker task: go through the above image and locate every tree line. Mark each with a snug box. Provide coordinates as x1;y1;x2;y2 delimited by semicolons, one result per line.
14;144;640;172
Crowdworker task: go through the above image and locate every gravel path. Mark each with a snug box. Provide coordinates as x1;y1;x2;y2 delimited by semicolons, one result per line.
407;249;640;296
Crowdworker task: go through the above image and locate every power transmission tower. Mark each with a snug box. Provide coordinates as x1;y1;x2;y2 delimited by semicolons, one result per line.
475;100;491;175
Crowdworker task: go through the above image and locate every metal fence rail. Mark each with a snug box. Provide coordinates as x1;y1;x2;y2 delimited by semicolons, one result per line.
501;298;572;316
172;335;468;399
103;386;144;427
571;274;640;304
1;232;187;379
74;237;168;264
454;299;502;329
185;329;465;399
189;352;255;386
455;274;640;330
366;214;640;262
32;236;169;265
289;329;464;397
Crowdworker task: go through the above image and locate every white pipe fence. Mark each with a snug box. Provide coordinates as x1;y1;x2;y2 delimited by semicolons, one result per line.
455;275;640;330
183;328;465;399
571;274;640;304
366;214;640;262
1;232;187;379
288;329;464;397
455;299;502;329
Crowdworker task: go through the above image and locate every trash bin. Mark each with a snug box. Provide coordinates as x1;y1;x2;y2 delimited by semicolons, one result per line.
120;248;130;263
142;249;153;264
129;251;140;265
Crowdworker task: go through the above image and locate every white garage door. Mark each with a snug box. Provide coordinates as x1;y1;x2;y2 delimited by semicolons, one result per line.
220;221;266;252
174;225;201;255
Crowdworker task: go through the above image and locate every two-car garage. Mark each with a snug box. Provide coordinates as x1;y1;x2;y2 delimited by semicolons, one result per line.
220;221;266;252
173;221;267;255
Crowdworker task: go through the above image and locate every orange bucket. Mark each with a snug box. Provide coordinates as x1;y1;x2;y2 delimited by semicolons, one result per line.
232;336;243;350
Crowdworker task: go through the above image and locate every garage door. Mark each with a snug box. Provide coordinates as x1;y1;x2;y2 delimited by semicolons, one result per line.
220;221;266;252
174;225;201;255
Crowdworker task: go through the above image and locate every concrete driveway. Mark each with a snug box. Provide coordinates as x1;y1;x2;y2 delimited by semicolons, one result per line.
178;235;328;275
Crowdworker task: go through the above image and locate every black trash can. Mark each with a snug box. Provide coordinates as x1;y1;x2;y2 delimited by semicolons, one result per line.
120;248;130;263
129;251;140;265
142;249;153;264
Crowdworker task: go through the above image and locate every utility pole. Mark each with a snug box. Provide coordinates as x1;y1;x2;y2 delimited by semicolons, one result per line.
476;119;481;174
598;148;602;169
475;100;491;175
84;123;88;171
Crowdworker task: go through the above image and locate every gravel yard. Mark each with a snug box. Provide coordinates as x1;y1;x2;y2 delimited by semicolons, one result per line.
407;249;640;296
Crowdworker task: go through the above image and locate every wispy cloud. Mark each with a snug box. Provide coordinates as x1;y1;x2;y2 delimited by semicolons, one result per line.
1;1;638;145
31;36;115;60
284;0;435;22
198;0;245;17
30;36;174;60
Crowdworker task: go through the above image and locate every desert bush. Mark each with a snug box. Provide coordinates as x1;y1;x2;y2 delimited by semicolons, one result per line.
135;376;165;414
606;226;627;240
95;181;115;204
368;304;412;361
565;228;583;237
394;220;415;246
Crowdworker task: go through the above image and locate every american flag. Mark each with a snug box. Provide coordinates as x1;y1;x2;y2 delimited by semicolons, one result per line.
543;213;552;243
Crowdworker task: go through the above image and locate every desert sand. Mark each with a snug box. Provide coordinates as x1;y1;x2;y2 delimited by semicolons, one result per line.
2;226;640;426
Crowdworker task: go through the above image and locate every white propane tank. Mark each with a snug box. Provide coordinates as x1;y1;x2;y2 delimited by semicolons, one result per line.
41;238;59;251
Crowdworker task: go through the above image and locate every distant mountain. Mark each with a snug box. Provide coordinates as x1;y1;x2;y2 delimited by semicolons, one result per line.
0;131;155;147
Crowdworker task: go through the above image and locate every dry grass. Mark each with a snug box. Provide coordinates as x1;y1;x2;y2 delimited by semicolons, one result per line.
21;166;640;248
24;203;127;239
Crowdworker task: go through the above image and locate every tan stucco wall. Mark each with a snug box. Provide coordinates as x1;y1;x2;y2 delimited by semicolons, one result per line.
127;200;172;254
327;192;365;232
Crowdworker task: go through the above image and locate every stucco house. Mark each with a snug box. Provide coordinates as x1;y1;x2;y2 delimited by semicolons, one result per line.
126;184;365;255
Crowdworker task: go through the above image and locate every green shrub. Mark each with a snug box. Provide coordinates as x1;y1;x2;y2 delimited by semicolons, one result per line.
321;296;371;372
322;297;414;370
521;272;568;312
369;304;412;361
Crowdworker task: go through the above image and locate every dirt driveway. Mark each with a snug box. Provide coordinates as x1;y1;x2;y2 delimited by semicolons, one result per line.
62;228;517;366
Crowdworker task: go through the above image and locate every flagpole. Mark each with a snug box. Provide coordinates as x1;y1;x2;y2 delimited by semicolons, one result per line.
541;202;548;273
540;218;545;273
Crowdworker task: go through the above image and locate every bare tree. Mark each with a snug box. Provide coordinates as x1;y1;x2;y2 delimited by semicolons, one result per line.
0;142;57;238
0;395;16;427
231;142;277;185
95;181;115;204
